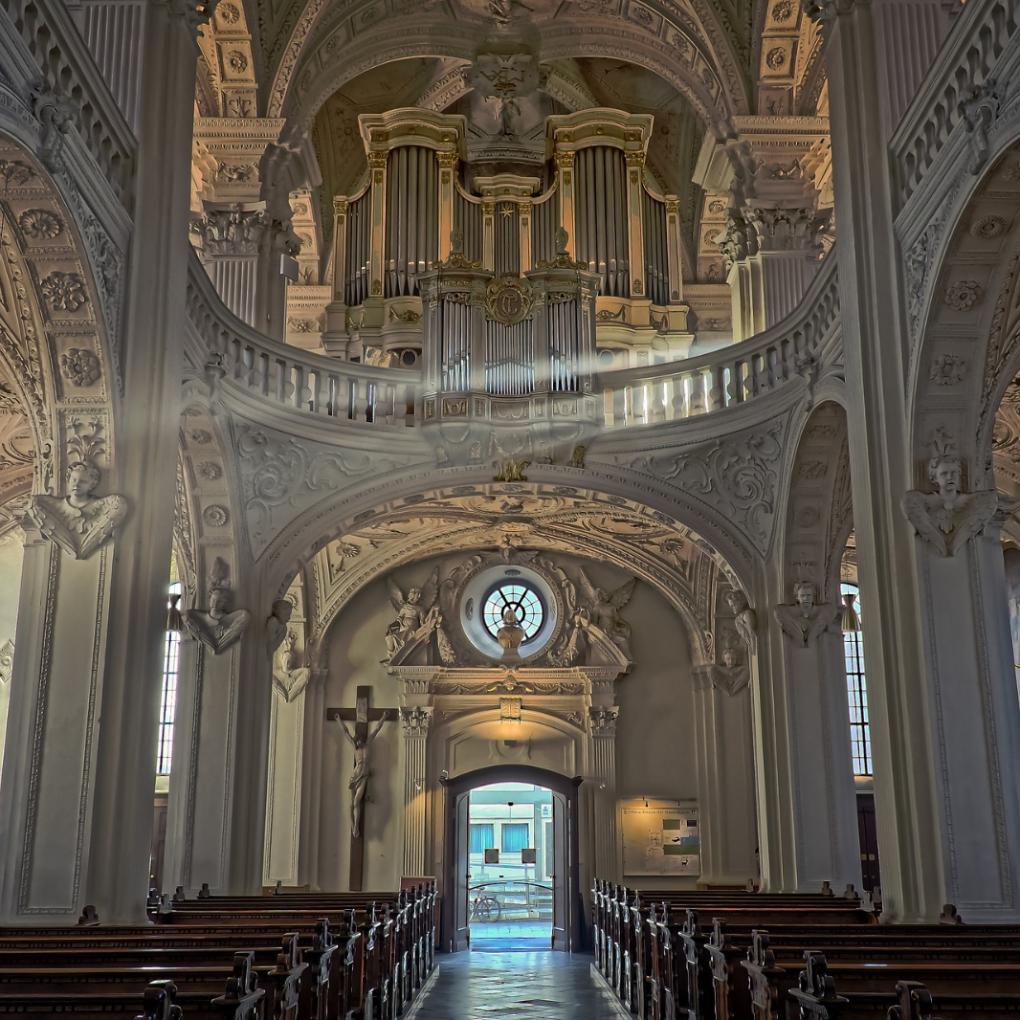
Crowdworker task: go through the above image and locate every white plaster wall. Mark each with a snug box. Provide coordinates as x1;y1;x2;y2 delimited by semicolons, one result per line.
313;551;758;893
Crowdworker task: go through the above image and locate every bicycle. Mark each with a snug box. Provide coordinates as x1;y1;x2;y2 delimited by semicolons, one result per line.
469;893;502;923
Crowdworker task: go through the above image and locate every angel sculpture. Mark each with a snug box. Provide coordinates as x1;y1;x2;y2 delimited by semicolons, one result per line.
701;645;749;697
725;590;758;654
185;557;251;655
265;599;293;660
385;568;442;661
902;443;998;557
27;436;128;560
773;580;838;648
578;569;636;659
272;628;311;702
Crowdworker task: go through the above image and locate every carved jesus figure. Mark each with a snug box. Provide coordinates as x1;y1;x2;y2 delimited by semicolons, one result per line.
338;717;387;839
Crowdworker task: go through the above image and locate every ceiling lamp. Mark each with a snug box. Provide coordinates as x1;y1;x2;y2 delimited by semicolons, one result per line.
841;592;861;634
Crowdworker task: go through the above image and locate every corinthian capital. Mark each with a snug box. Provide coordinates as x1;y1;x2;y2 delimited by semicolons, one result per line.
589;706;619;738
401;706;434;738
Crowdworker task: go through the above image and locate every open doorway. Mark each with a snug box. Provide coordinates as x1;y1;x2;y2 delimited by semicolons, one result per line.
468;781;553;945
443;765;581;953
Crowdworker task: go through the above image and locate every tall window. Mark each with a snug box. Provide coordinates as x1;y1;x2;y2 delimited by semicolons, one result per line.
842;582;872;776
501;822;530;854
156;581;182;776
469;823;494;854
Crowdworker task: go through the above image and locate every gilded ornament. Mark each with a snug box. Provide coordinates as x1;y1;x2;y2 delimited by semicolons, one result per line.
485;276;534;326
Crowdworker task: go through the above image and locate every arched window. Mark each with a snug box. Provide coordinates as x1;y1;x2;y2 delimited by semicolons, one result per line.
841;582;872;777
156;581;183;776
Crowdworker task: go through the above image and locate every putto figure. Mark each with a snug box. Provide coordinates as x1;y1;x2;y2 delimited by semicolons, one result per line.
902;430;998;556
185;557;251;654
27;422;128;559
725;589;758;654
773;580;838;648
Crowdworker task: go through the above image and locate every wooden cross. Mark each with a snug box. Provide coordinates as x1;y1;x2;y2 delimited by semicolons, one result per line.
326;685;397;891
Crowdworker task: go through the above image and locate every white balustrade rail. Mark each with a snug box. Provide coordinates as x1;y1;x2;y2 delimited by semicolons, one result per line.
187;253;838;433
599;255;839;428
891;0;1020;210
0;0;137;208
186;259;421;428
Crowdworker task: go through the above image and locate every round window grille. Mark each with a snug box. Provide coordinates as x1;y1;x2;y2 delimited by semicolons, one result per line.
482;582;545;641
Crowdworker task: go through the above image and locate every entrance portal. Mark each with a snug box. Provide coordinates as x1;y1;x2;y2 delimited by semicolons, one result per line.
468;781;553;946
443;766;581;953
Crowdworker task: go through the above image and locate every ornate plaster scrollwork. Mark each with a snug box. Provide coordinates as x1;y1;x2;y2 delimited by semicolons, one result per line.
902;430;999;556
26;422;128;559
589;706;619;738
773;581;839;648
400;706;434;738
725;590;758;654
185;557;250;654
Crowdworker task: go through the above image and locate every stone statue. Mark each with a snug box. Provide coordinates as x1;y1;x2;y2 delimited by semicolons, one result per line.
578;569;636;659
773;580;838;648
902;435;998;556
497;605;526;661
703;645;749;697
272;628;310;702
265;599;293;660
725;590;758;654
185;557;251;654
337;715;387;839
27;430;128;560
385;568;440;661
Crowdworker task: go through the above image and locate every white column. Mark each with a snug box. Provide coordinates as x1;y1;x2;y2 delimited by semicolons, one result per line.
588;707;619;884
73;0;206;925
817;0;1020;921
401;707;433;878
691;673;758;886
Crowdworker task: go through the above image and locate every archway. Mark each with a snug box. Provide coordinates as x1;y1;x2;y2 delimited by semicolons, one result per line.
442;765;581;953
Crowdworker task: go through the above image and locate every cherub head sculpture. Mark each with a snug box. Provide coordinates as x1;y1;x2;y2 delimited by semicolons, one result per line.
793;580;817;612
928;452;963;500
271;598;293;625
721;645;740;668
66;460;101;506
725;590;747;615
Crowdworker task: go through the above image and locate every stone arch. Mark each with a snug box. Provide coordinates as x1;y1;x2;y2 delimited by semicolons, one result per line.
779;400;853;605
908;130;1020;483
272;12;748;135
0;136;120;501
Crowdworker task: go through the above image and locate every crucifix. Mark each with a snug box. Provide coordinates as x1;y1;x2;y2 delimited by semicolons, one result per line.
326;686;397;891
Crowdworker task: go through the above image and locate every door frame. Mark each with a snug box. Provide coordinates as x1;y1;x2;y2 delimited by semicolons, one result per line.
441;765;583;952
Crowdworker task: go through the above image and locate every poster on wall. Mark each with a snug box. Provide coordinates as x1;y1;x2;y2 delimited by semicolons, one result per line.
621;800;700;876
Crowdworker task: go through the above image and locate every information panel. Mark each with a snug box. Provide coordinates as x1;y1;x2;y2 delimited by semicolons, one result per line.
621;800;700;877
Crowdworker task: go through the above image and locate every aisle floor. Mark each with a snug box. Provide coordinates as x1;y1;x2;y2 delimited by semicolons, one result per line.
410;943;626;1019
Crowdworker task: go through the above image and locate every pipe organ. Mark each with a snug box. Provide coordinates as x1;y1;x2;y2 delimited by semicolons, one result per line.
322;108;693;457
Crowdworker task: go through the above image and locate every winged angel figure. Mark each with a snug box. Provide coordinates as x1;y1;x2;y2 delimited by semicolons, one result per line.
577;569;637;659
901;438;998;557
384;568;456;664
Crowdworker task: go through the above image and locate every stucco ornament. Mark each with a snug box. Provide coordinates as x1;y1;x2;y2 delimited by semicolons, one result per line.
902;432;998;556
725;589;758;654
26;423;128;559
702;645;749;696
185;557;250;654
272;628;310;702
773;581;838;648
0;639;13;685
265;598;293;659
384;567;456;665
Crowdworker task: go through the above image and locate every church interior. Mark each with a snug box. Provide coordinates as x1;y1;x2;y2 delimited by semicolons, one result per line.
3;0;1020;1015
